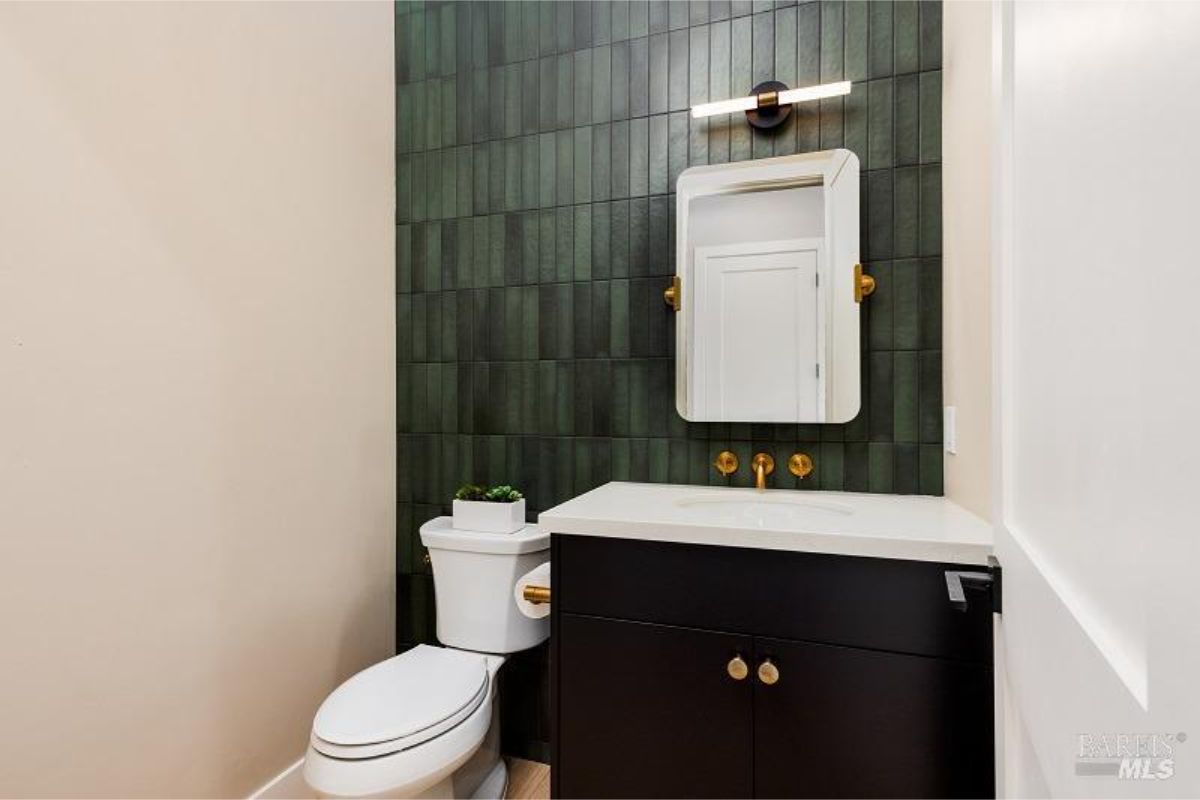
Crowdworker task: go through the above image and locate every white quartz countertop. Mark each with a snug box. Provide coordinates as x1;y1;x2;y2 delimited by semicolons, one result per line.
538;482;993;565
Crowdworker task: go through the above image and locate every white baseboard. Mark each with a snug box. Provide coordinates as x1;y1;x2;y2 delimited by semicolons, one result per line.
249;756;311;800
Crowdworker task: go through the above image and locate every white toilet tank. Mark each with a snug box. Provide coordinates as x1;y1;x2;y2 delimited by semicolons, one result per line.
419;517;549;654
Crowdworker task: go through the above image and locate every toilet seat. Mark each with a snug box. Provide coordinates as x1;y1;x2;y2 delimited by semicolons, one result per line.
310;645;489;760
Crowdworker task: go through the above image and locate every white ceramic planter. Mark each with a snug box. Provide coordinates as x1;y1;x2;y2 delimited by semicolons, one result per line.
452;498;526;534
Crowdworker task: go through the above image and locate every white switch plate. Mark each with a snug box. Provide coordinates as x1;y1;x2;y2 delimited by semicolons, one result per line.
944;406;957;454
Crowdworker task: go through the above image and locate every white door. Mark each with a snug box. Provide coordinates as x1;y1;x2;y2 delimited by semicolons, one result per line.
693;239;823;421
992;3;1200;797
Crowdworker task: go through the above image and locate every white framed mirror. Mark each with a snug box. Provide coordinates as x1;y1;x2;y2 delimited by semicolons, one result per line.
673;149;863;423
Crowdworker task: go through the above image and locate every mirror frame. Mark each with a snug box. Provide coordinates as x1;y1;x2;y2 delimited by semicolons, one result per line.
673;149;861;423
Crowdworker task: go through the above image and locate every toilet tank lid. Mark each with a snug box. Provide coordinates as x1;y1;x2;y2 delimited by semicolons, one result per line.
419;516;549;554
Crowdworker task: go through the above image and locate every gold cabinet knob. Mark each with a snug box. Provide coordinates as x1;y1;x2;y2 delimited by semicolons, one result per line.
757;658;780;685
727;655;749;681
663;276;681;311
788;453;814;479
714;450;739;476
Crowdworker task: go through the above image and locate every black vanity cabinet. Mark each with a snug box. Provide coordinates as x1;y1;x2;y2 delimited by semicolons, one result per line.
550;535;996;800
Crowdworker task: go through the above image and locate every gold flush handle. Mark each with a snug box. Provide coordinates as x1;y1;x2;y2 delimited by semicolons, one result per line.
727;655;749;681
788;453;814;480
663;276;681;311
757;658;780;686
714;450;739;477
522;585;551;605
854;263;876;303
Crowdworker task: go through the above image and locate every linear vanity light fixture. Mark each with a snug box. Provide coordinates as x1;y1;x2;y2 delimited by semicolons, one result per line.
691;80;853;130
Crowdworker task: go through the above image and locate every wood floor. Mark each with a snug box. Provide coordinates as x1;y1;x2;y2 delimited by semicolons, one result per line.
506;758;550;800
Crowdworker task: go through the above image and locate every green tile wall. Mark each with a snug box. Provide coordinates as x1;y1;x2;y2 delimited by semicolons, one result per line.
395;0;943;761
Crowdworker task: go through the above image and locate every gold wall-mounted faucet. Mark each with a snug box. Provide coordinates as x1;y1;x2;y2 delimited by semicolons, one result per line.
751;453;775;491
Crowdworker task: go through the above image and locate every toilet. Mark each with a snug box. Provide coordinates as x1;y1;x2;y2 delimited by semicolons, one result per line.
303;517;549;799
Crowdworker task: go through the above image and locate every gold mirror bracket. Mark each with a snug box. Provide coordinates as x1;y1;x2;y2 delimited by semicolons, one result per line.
788;453;814;480
854;263;876;303
663;275;681;311
714;450;739;477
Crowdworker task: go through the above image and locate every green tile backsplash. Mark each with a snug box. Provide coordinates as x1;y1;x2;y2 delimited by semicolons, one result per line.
395;0;942;761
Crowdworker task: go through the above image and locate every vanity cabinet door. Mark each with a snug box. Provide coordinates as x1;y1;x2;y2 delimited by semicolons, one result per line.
556;613;753;799
752;637;994;799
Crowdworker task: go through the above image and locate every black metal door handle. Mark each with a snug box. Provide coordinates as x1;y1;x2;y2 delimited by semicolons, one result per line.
945;570;993;612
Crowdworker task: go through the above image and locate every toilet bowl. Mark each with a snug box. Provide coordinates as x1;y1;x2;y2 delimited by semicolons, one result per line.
303;518;548;799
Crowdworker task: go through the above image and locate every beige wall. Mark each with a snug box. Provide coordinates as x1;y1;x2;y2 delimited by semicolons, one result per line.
942;1;993;520
0;3;395;797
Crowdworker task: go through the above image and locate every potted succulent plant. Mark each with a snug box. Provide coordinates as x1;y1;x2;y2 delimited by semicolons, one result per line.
452;483;526;533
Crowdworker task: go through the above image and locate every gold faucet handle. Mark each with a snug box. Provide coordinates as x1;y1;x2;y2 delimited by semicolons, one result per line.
713;450;739;476
788;453;814;479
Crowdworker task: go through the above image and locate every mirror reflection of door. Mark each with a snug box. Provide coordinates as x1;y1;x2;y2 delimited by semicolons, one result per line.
695;239;824;421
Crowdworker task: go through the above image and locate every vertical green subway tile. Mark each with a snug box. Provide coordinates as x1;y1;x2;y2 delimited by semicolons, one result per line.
751;8;774;85
571;206;590;281
538;210;556;284
729;15;752;161
556;53;574;129
629;197;649;276
537;361;556;436
919;1;942;70
610;199;630;277
555;362;574;436
865;169;894;261
538;57;557;132
868;442;894;493
538;133;556;209
868;0;893;78
648;438;670;483
593;280;612;358
629;37;649;117
869;351;894;442
919;350;942;444
894;73;919;166
894;1;919;75
920;257;942;350
649;33;669;114
919;71;941;164
520;211;539;284
893;443;919;495
867;78;894;170
553;281;574;359
521;286;539;360
866;260;893;351
649;114;669;194
556;130;574;204
573;282;594;359
668;29;689;111
611;360;631;436
820;1;844;82
689;24;710;106
919;164;941;256
555;207;574;282
504;287;522;360
611;41;630;120
574;50;593;127
893;259;921;349
668;112;688;187
592;202;612;279
893;351;919;444
593;124;612;202
919;443;943;495
893;167;920;258
610;278;631;357
611;121;630;198
574;127;593;203
629;117;649;197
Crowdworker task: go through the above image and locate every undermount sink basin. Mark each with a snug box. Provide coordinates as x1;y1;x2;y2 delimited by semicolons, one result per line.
673;492;854;528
